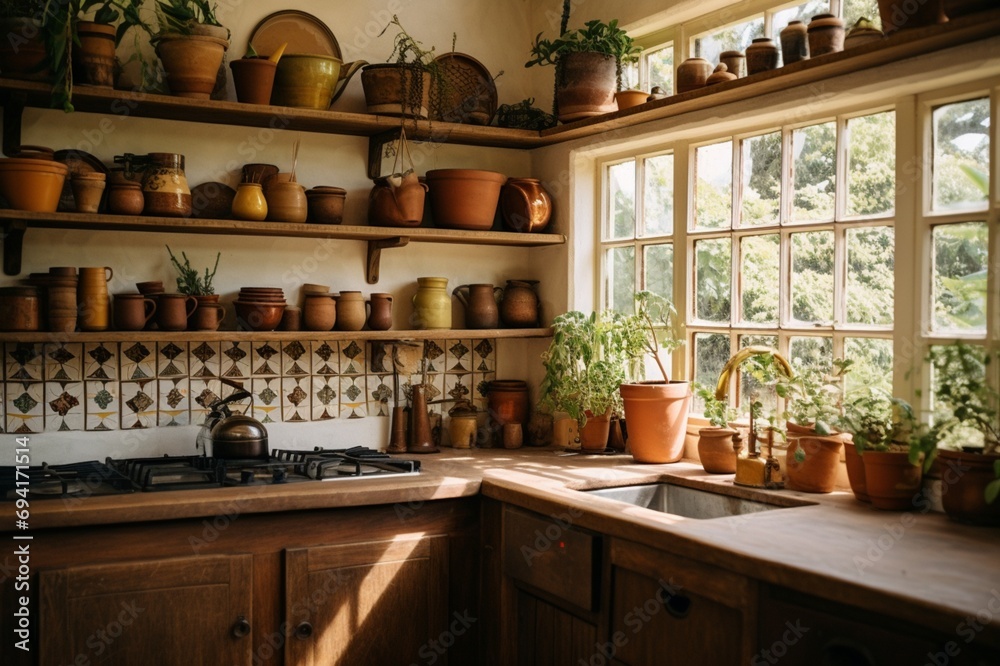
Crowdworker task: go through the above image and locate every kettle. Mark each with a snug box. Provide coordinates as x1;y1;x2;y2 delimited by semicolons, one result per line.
196;390;269;459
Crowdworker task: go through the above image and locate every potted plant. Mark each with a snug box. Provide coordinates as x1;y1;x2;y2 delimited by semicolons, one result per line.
539;309;640;450
153;0;228;99
911;343;1000;525
361;15;442;119
525;18;640;123
617;291;689;463
166;245;222;331
693;383;739;473
0;1;48;83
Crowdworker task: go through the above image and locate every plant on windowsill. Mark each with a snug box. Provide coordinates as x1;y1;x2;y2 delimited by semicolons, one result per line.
153;0;229;99
693;383;740;474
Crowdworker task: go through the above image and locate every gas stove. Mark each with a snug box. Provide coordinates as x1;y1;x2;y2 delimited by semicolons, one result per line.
1;447;420;500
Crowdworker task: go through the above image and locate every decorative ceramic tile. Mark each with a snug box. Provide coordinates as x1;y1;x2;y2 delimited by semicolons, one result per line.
339;339;366;375
311;375;338;422
120;341;156;382
120;380;157;429
472;338;496;372
158;378;190;427
44;343;83;382
366;374;393;417
311;340;339;377
369;342;391;374
189;341;221;379
339;375;367;419
444;373;473;404
220;340;252;380
422;340;446;373
157;341;188;378
189;378;223;426
423;373;445;413
445;339;474;373
281;376;310;422
6;382;44;434
251;341;281;377
44;381;84;432
6;343;44;382
250;377;282;424
281;340;310;377
84;380;118;431
84;342;118;381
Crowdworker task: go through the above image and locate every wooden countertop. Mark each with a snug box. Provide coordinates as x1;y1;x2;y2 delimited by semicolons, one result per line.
4;448;998;647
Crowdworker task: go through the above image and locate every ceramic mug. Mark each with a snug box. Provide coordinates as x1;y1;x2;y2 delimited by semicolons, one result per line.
79;266;113;283
113;293;157;331
155;293;197;331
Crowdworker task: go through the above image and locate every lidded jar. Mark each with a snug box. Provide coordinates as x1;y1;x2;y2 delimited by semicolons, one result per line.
745;37;779;75
676;57;713;93
808;13;846;57
780;20;809;64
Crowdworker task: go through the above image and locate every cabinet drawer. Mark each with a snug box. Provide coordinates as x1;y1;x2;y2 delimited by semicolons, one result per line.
502;507;599;610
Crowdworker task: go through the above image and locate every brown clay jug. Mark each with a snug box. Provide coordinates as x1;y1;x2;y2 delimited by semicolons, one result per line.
499;279;539;328
156;293;197;331
368;171;427;227
452;283;502;329
367;292;393;330
191;294;225;331
113;293;157;331
78;266;112;331
334;291;366;331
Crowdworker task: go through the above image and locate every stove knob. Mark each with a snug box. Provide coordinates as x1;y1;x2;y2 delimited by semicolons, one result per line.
273;467;287;483
240;470;255;485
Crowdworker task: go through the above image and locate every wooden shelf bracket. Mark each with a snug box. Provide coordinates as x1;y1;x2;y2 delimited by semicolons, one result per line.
366;236;409;284
2;220;26;275
367;128;402;180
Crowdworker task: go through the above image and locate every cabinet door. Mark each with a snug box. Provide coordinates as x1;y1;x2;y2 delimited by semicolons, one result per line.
515;589;597;666
285;535;449;666
39;554;253;666
608;539;755;666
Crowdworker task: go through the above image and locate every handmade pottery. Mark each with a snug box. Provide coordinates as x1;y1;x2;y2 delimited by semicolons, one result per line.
863;450;922;511
141;153;192;217
108;181;144;215
361;63;432;118
232;182;268;221
500;178;552;233
746;38;780;74
369;172;427;227
425;169;506;231
334;291;366;331
487;380;529;446
808;14;846;57
697;426;739;473
155;34;229;99
676;57;712;93
75;21;116;87
303;294;336;331
843;441;870;503
229;57;278;105
155;293;197;332
554;51;617;122
785;431;847;493
705;63;738;86
0;156;69;212
620;381;691;463
191;294;225;331
452;283;501;329
844;18;884;49
366;292;393;330
77;267;112;332
614;89;649;111
719;51;746;78
265;181;308;223
580;411;612;451
71;173;106;213
0;286;40;331
306;187;346;224
234;300;285;332
780;21;809;64
411;277;451;330
113;293;157;331
498;279;539;328
273;54;364;109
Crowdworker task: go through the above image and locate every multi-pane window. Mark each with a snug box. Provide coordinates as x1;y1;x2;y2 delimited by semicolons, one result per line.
642;43;674;95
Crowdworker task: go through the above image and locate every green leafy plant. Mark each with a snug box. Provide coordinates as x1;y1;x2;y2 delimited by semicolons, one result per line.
630;290;684;383
377;14;446;118
837;388;919;453
155;0;219;33
776;358;852;436
166;245;219;296
694;383;738;428
525;19;640;89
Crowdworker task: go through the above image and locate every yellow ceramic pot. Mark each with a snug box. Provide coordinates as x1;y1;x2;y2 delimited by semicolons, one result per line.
411;277;451;329
272;54;365;109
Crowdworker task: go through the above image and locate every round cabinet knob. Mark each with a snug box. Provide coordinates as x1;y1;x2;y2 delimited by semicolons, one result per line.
295;621;313;639
231;616;251;639
665;593;692;619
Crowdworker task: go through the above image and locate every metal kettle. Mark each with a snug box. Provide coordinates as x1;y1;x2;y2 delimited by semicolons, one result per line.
196;390;269;459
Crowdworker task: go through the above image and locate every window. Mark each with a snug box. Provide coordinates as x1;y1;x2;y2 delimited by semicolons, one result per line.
643;42;674;95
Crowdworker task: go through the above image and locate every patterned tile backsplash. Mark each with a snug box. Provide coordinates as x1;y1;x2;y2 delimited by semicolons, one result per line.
1;338;497;434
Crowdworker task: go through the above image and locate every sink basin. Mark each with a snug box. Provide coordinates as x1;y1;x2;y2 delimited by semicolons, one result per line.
583;483;808;520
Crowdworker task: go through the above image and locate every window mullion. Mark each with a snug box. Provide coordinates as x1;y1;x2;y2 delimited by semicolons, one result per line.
673;142;691;382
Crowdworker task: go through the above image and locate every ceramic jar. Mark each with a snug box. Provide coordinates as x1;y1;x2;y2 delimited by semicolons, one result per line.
452;283;501;329
0;286;40;331
155;293;197;331
705;63;738;86
499;178;552;233
411;277;451;330
107;181;144;215
303;294;336;331
366;292;393;330
746;38;780;75
113;293;157;331
499;280;539;328
334;291;366;331
448;412;478;449
142;153;192;217
719;50;746;78
486;380;529;446
266;181;308;223
780;20;809;64
46;282;78;332
78;266;112;331
425;169;506;231
676;57;713;93
232;182;268;221
808;14;846;57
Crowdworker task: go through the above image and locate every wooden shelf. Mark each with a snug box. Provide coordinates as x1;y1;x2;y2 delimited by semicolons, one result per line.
0;328;554;344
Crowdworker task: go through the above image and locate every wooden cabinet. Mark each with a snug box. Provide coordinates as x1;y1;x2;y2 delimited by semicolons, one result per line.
38;554;253;665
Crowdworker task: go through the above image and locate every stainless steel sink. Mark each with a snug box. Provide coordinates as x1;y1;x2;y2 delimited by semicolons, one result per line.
583;483;808;520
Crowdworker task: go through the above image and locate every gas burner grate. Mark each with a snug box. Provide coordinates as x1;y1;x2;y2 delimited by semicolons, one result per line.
1;461;137;499
272;447;421;479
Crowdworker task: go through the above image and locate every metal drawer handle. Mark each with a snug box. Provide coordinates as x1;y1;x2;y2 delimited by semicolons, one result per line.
231;616;251;639
295;621;313;640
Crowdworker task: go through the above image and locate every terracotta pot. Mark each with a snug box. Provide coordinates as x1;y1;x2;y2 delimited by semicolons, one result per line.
306;187;346;224
453;283;501;329
499;280;540;328
155;33;229;99
0;17;48;81
369;172;427;227
698;427;739;473
580;410;612;451
71;174;106;213
676;57;713;93
75;21;116;87
113;293;157;331
265;181;308;223
191;294;225;331
877;0;947;34
273;54;364;109
367;292;393;330
500;178;552;233
303;294;336;331
843;441;870;503
234;300;285;332
361;63;432;118
807;14;846;57
746;38;780;74
936;449;1000;526
279;307;301;331
156;293;197;331
614;90;648;111
0;287;40;331
785;431;846;493
232;182;268;221
719;51;746;78
425;169;505;230
334;291;366;331
229;57;277;105
411;277;451;329
486;380;529;434
0;157;69;212
555;51;617;122
108;181;144;215
780;21;809;65
863;450;922;511
620;381;691;463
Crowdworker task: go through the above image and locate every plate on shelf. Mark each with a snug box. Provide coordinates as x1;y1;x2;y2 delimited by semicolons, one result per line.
249;10;341;59
53;149;108;213
431;52;498;125
191;182;236;219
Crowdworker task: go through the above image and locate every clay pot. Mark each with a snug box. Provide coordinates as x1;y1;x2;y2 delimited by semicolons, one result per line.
425;169;506;231
863;450;922;511
705;63;738;86
500;178;552;233
155;293;197;331
279;306;301;331
136;280;164;296
698;427;739;473
47;285;78;333
232;182;268;221
155;33;229;99
141;153;191;217
580;411;612;451
843;441;870;503
334;291;366;331
108;181;144;215
620;381;691;463
306;187;346;224
0;287;40;331
936;449;1000;526
411;277;451;329
367;292;393;331
780;21;809;65
266;181;308;223
78;267;113;332
112;294;157;331
746;38;780;74
361;63;432;118
0;157;69;212
229;57;277;105
453;283;501;329
273;54;364;109
719;51;746;78
234;300;285;332
0;17;48;81
555;51;617;122
191;294;225;331
785;431;846;493
75;21;116;87
614;90;649;111
499;279;539;328
303;294;336;331
877;0;947;34
71;174;106;213
676;58;713;93
486;379;529;438
807;14;846;57
369;172;427;227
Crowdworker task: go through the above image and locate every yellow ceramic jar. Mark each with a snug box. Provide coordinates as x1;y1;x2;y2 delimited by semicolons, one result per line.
411;277;451;329
232;182;268;221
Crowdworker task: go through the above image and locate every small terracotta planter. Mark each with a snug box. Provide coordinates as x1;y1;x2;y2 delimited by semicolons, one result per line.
71;173;106;213
614;90;649;112
863;450;922;511
785;429;846;493
936;449;1000;526
555;51;618;122
229;57;277;105
697;427;739;474
843;441;870;503
156;33;229;99
425;169;506;231
75;21;116;87
579;411;611;451
620;381;691;463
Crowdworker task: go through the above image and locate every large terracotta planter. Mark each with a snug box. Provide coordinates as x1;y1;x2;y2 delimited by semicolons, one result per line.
877;0;947;35
936;449;1000;526
425;169;506;230
843;441;870;503
156;34;229;99
620;381;691;464
579;411;611;451
863;450;922;511
0;17;48;81
75;21;116;87
361;63;431;118
555;51;617;123
697;427;738;474
785;430;846;493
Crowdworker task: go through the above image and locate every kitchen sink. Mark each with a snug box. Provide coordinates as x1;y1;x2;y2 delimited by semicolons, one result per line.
583;483;810;520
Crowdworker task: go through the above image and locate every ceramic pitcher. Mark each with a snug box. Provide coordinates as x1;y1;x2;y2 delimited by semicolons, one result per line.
78;266;112;331
411;277;451;329
452;283;501;329
367;292;393;331
499;279;539;328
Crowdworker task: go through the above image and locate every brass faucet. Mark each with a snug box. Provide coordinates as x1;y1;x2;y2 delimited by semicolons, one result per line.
714;347;793;489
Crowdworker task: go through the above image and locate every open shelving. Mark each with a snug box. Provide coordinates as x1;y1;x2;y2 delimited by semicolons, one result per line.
0;328;555;344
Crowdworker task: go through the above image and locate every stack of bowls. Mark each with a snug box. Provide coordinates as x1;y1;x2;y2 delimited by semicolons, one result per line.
234;287;286;331
0;145;69;212
23;267;80;332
